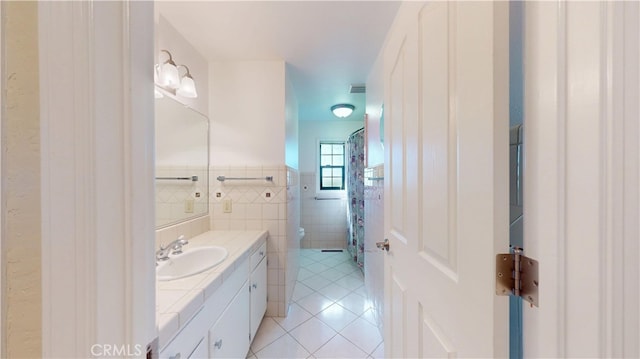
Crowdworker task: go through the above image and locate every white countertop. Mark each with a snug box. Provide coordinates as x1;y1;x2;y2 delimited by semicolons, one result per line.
156;230;268;348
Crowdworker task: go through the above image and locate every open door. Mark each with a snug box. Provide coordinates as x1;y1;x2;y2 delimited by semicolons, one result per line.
523;2;640;357
382;2;510;357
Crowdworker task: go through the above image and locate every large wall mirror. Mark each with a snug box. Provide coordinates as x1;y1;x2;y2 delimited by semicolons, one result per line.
155;95;209;228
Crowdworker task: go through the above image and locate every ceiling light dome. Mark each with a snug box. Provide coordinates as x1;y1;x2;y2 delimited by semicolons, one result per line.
331;104;355;118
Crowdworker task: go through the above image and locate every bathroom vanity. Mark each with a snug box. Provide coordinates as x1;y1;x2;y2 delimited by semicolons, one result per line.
157;230;268;359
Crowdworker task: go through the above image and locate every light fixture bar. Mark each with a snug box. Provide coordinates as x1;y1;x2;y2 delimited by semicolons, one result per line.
154;51;198;98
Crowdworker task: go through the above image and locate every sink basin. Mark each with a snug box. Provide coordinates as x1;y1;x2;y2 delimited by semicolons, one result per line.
157;246;228;281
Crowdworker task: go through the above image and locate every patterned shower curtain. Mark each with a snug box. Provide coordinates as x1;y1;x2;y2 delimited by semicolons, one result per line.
346;128;365;269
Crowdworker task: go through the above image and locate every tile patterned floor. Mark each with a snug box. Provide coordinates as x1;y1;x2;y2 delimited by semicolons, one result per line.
247;249;384;359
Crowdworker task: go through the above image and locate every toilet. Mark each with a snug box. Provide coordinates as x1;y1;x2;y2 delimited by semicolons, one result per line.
298;227;305;243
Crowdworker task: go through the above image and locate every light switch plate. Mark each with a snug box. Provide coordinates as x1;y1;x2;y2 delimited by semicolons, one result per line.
184;199;194;213
223;199;232;213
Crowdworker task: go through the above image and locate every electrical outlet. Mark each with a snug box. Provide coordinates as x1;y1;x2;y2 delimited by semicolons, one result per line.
184;199;194;213
223;199;232;213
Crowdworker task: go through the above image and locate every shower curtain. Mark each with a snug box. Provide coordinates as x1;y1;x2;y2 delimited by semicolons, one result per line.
346;128;365;269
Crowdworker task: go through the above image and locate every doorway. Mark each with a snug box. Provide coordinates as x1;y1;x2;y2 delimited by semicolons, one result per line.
509;1;524;358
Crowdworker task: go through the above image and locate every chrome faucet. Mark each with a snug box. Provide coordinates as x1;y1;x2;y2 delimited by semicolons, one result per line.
156;235;189;261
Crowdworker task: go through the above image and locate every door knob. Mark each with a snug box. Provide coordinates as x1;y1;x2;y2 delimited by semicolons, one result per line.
214;339;223;349
376;239;389;251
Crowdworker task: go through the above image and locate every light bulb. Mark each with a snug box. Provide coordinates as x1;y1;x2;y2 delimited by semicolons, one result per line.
177;76;198;98
159;62;180;89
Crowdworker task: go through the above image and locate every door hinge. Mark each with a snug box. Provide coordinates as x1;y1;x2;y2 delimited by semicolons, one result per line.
496;247;539;307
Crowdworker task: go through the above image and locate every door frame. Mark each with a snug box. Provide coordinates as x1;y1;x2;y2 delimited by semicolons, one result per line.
522;1;640;357
39;1;156;357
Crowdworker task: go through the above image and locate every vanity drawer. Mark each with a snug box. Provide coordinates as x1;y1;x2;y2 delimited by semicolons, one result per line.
250;241;266;270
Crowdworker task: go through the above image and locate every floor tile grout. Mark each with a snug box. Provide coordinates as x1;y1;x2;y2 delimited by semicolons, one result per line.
251;249;383;359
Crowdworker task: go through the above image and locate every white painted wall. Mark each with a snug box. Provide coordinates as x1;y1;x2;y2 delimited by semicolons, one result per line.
156;15;209;115
285;71;299;169
365;49;385;168
209;61;287;167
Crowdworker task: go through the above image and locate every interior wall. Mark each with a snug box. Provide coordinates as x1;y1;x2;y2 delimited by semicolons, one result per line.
365;50;385;167
155;15;209;115
285;71;299;170
3;2;41;357
207;61;298;315
209;61;286;167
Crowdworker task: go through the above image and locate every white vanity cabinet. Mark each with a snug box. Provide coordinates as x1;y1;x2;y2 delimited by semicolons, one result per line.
189;338;208;359
249;242;267;339
208;280;251;358
158;234;268;359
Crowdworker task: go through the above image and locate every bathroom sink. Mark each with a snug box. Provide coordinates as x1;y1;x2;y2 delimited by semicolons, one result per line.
157;246;228;281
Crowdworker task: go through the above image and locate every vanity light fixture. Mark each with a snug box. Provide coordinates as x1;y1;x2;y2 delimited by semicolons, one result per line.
176;65;198;98
331;104;355;118
157;50;180;89
154;50;198;98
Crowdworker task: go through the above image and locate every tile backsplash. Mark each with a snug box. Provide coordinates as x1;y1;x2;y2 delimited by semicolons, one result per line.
300;172;348;249
155;215;210;250
154;165;301;317
209;165;299;317
155;165;208;227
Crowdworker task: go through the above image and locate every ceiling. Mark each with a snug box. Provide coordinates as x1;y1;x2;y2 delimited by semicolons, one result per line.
156;1;401;121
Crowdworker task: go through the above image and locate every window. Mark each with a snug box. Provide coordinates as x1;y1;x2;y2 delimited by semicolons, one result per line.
319;142;345;190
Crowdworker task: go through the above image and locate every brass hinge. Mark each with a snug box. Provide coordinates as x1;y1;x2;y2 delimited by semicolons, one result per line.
496;247;539;307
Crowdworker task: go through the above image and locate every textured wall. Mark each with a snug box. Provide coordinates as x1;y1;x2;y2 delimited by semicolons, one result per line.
3;2;42;356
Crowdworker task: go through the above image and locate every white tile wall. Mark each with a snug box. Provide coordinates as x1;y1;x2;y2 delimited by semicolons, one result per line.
155;165;208;227
300;172;348;249
363;165;384;334
286;168;301;314
209;165;300;317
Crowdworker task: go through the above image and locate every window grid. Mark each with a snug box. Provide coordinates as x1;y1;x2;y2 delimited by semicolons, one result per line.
319;142;345;190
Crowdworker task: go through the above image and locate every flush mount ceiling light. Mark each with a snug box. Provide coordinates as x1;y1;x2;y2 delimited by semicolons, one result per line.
176;65;198;98
331;104;355;118
157;50;180;89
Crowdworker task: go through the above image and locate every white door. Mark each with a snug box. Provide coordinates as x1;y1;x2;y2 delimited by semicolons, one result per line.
383;2;510;357
522;1;640;357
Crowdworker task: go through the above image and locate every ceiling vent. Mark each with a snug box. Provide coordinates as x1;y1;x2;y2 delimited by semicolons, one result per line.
349;84;366;94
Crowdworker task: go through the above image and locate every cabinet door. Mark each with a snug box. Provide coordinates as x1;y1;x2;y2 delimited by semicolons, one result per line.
188;338;207;359
209;281;250;358
250;257;267;339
